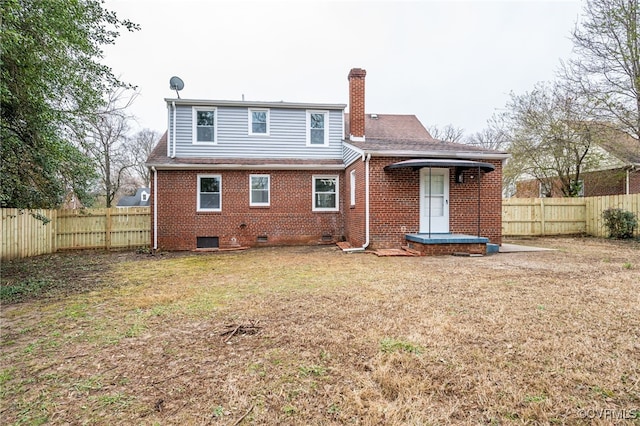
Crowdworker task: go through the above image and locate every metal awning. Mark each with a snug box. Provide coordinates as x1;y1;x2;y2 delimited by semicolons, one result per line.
384;158;495;172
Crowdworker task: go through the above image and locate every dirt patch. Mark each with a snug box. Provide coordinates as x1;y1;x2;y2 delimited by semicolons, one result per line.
1;237;639;425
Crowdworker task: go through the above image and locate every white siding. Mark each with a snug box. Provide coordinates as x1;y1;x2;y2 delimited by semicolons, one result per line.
170;105;344;160
343;144;363;166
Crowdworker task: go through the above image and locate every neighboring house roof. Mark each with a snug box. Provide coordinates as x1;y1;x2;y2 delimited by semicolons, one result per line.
345;113;510;160
117;187;150;207
595;128;640;167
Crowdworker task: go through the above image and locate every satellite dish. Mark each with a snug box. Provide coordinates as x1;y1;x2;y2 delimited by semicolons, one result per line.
169;76;184;98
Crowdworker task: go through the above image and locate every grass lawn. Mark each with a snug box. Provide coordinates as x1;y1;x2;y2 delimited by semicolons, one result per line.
1;237;639;425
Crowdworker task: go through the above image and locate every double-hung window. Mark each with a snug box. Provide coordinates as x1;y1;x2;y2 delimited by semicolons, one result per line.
313;175;338;211
249;109;269;135
250;174;270;206
193;107;216;144
198;175;221;211
307;110;329;146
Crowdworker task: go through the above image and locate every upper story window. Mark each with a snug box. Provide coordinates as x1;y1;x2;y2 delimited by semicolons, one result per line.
198;174;221;211
307;110;329;146
313;175;339;211
250;174;270;206
193;107;217;144
249;109;270;135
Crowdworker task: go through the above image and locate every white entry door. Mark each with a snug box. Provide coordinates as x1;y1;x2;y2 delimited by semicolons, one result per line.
420;168;449;233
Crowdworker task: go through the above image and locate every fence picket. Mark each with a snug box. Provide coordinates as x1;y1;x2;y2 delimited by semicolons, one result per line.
1;207;151;260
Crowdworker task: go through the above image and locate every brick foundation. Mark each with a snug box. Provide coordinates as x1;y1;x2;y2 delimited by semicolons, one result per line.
407;241;487;256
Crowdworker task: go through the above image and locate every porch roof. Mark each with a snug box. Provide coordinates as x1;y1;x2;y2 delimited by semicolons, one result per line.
383;158;496;172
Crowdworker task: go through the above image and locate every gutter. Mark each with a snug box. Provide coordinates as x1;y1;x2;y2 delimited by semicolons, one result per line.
152;166;158;252
145;163;345;171
363;150;511;161
627;168;630;195
343;153;371;252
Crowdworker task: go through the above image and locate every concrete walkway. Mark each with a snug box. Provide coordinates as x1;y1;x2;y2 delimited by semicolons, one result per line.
499;243;557;253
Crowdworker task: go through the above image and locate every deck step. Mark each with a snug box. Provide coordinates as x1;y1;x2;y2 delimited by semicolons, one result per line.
486;243;500;254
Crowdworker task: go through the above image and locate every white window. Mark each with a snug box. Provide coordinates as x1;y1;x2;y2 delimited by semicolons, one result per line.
140;191;149;202
313;175;339;211
193;107;217;144
249;109;269;135
250;174;270;206
306;110;329;146
350;170;356;206
197;175;221;211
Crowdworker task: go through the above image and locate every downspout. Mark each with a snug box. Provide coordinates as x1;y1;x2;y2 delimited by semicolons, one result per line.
171;101;177;158
152;166;158;252
343;153;371;252
477;165;481;237
626;168;630;195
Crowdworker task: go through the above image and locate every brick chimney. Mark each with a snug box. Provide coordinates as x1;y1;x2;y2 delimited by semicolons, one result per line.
348;68;366;141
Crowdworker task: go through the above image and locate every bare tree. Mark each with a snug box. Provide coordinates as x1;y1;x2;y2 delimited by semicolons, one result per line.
76;87;139;207
125;128;160;186
562;0;640;141
465;114;510;151
427;124;465;143
503;82;604;197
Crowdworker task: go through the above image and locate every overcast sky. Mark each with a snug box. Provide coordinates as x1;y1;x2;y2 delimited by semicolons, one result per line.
103;0;583;138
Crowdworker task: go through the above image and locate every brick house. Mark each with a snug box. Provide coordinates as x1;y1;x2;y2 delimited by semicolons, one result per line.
514;128;640;197
146;68;509;255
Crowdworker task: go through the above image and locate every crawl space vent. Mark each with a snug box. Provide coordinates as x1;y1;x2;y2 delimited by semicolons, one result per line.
197;236;219;249
257;235;268;243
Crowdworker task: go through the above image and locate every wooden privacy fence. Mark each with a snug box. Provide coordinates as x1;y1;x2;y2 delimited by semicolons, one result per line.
1;208;150;261
502;194;640;238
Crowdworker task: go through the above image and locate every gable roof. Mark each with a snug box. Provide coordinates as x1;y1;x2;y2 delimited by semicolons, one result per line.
345;113;437;141
117;187;150;207
594;128;640;166
344;113;509;160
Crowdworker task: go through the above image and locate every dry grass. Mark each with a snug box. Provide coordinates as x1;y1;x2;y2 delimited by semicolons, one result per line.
1;237;639;425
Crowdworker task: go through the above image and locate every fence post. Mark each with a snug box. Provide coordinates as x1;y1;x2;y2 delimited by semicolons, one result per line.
105;208;112;250
540;198;545;236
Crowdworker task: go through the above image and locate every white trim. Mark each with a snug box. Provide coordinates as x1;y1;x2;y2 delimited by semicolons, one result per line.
350;169;356;206
248;108;270;136
171;101;177;158
192;106;217;145
147;163;344;171
197;174;222;212
166;105;171;157
312;175;339;212
166;98;346;110
306;110;329;147
249;174;270;207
